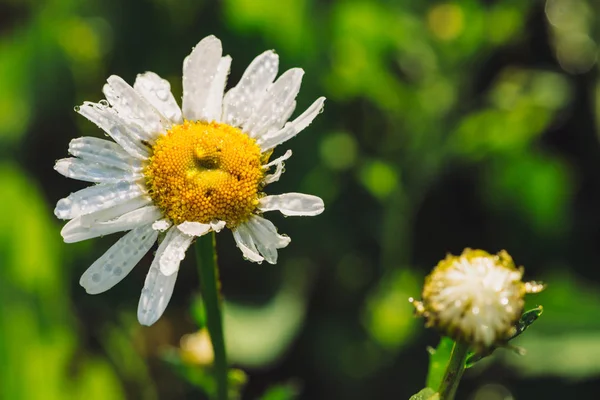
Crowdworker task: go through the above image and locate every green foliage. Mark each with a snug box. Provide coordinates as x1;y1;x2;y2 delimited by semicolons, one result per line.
359;159;398;201
0;37;32;143
426;337;455;391
224;0;315;55
319;131;358;171
162;348;248;400
497;273;600;379
221;261;312;368
409;387;439;400
481;152;573;236
0;164;126;399
2;0;599;398
259;382;300;400
362;269;420;350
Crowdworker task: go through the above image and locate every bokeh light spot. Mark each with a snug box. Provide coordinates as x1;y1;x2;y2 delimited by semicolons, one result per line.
427;3;464;41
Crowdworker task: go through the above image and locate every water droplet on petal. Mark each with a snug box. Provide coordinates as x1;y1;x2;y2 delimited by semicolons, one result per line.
156;89;169;101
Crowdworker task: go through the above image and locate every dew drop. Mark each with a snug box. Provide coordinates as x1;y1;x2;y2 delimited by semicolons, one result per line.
156;89;169;101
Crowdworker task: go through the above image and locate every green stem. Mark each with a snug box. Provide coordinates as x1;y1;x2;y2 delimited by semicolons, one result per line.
195;232;228;400
438;340;470;400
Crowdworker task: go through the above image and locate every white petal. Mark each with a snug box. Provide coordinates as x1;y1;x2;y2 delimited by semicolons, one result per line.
62;206;162;243
238;216;290;264
68;137;141;171
152;219;172;232
243;68;303;138
79;224;158;294
133;72;183;124
159;227;194;276
104;75;171;137
77;102;150;159
201;56;231;122
262;149;292;185
177;221;212;237
55;158;142;183
182;35;223;121
137;229;181;325
263;149;292;169
210;220;226;232
258;193;325;216
232;227;264;263
222;50;279;128
54;181;144;220
257;97;326;151
79;196;151;227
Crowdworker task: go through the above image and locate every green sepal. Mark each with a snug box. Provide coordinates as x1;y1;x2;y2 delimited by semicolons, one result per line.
465;305;543;367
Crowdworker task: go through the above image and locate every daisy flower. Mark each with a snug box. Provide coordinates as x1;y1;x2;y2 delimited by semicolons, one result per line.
410;249;544;353
54;35;325;326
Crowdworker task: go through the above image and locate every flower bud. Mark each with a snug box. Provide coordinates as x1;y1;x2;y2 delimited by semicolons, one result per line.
410;249;544;353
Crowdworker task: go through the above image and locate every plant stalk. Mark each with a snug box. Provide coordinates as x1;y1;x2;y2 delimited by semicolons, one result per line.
438;340;470;400
195;232;228;400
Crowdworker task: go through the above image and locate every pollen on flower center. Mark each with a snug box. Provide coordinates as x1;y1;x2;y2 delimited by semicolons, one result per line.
144;120;264;227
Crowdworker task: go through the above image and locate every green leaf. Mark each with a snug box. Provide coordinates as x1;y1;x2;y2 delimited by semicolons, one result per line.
511;306;544;340
426;337;455;390
466;306;544;367
409;387;439;400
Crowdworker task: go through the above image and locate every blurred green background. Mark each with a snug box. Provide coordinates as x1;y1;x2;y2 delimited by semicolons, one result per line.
2;0;600;398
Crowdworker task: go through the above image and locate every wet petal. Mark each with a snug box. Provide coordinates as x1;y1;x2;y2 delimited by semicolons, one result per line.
54;181;144;220
54;158;142;183
76;101;150;159
152;219;172;232
134;72;183;124
244;68;303;138
201;56;232;122
137;227;181;325
262;149;292;185
258;193;324;216
79;224;158;294
104;75;171;137
79;197;151;227
61;206;161;243
158;227;194;276
68;137;141;171
239;216;290;264
257;97;325;151
177;221;212;237
182;35;223;121
222;50;279;128
232;226;264;263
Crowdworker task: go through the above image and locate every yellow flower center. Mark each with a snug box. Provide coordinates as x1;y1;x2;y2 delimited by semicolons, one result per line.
144;121;264;227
